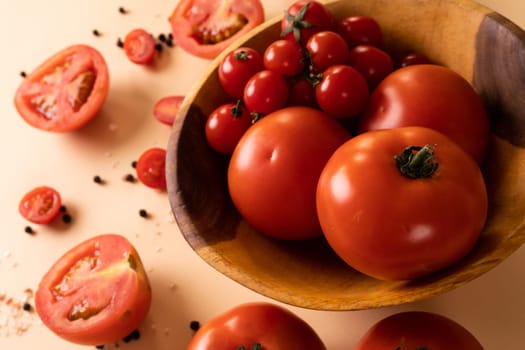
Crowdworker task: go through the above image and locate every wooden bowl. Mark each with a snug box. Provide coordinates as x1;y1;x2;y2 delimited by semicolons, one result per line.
166;0;525;310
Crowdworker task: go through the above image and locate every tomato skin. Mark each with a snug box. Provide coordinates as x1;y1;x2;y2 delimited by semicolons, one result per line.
316;127;488;280
281;0;336;45
306;31;349;73
337;16;383;48
153;95;184;125
263;39;306;77
187;302;326;350
315;64;369;119
19;186;62;224
135;148;167;190
398;52;431;68
205;102;253;154
347;45;393;89
358;64;489;164
219;47;264;100
243;70;289;115
35;234;152;345
123;28;156;65
228;106;350;240
14;44;109;132
355;311;484;350
170;0;264;59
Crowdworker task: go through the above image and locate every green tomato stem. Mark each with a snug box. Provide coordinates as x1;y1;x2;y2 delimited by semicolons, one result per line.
394;144;439;179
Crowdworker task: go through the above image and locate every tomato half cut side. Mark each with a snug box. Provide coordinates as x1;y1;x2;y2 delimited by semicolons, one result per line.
135;147;167;190
124;28;156;65
19;186;62;224
153;95;185;125
35;234;152;345
170;0;265;59
14;44;110;132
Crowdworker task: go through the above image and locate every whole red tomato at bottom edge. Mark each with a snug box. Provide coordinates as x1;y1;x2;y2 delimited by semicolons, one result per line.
316;126;488;281
354;311;484;350
186;302;326;350
35;234;152;345
228;106;350;240
358;64;489;164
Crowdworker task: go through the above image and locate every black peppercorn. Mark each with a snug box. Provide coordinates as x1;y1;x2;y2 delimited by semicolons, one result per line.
23;303;32;312
116;38;124;48
24;226;34;234
62;213;72;224
125;173;136;182
139;209;148;218
92;29;101;37
20;71;27;78
189;320;200;331
93;175;104;184
118;6;128;14
131;161;137;168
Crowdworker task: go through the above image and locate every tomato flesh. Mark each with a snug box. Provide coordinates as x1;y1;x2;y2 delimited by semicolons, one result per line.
136;148;167;190
14;44;109;132
19;186;62;224
123;28;156;65
170;0;264;59
153;95;185;125
35;234;152;345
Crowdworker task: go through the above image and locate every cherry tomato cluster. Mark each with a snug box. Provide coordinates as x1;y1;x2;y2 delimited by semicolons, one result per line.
205;0;490;282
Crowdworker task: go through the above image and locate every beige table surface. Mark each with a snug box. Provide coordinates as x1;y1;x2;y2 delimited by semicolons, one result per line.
0;0;523;349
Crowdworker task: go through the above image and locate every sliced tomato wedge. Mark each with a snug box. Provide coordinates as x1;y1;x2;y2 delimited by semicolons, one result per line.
35;234;152;345
19;186;62;224
170;0;265;59
153;95;185;125
135;147;167;190
123;28;156;65
14;44;109;132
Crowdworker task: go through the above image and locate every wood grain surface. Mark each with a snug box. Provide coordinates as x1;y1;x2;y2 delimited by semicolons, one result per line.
166;0;525;310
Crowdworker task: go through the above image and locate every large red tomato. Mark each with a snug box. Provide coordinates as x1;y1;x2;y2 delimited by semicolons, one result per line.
228;106;350;240
354;311;484;349
186;302;326;350
358;64;489;164
35;234;152;345
316;126;488;280
170;0;264;59
14;44;109;132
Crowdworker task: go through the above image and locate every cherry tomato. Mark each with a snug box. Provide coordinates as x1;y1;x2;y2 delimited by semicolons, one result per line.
398;52;432;68
355;311;484;350
14;44;109;132
358;64;490;164
263;39;306;77
123;28;156;65
315;64;369;119
347;45;393;89
219;47;264;100
243;70;289;115
135;148;167;190
337;15;383;48
153;95;184;125
19;186;62;224
228;106;350;240
306;31;349;73
205;101;253;154
187;302;326;350
288;77;317;107
316;126;488;280
281;1;336;45
35;234;152;345
170;0;264;59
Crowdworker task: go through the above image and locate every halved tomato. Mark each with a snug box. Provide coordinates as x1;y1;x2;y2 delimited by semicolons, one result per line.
170;0;265;59
135;147;167;190
19;186;62;224
35;234;152;345
123;28;156;65
14;44;110;132
153;95;185;125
